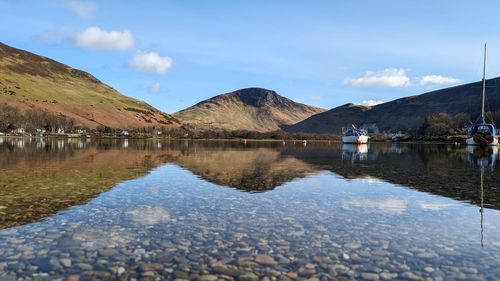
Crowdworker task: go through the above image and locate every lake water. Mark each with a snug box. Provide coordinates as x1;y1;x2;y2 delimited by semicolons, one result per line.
0;137;499;281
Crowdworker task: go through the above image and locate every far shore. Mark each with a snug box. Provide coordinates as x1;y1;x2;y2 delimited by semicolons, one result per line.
0;133;480;145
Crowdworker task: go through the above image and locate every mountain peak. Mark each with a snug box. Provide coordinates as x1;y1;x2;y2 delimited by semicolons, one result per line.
229;88;279;107
174;88;325;132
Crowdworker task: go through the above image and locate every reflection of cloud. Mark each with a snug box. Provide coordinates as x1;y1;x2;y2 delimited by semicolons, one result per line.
72;227;134;249
343;198;406;214
357;176;384;184
126;206;170;225
419;202;454;211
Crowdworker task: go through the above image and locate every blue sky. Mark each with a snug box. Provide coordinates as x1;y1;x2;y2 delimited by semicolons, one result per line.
2;0;500;113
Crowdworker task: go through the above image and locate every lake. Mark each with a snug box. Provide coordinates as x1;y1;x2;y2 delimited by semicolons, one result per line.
0;137;499;281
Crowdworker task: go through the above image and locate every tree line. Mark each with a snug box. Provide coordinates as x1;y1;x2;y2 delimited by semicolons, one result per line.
419;111;500;136
0;103;75;133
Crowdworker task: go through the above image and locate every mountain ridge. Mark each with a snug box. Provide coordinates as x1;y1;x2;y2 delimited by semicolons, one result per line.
173;87;325;133
285;78;500;134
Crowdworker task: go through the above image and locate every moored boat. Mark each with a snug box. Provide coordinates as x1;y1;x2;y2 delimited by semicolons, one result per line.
342;125;369;144
467;44;499;146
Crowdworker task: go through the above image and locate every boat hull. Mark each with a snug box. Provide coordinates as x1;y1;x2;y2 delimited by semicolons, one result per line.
466;135;499;146
342;135;369;144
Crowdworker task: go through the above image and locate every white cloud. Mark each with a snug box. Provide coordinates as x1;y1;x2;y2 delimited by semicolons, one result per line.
359;100;385;107
74;27;135;50
67;0;96;19
345;68;410;87
129;51;173;74
419;75;460;85
149;82;162;93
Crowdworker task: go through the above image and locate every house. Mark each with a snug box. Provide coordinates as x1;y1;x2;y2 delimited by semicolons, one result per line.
57;128;65;134
120;131;129;136
76;129;87;134
12;128;25;134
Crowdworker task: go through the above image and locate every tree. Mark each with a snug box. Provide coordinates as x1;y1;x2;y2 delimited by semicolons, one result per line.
420;113;455;136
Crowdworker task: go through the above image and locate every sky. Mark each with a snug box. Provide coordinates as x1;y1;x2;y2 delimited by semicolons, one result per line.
2;0;500;113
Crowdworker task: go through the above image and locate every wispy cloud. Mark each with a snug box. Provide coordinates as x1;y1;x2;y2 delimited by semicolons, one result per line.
419;75;460;85
74;27;135;50
35;27;75;44
66;0;96;19
358;100;385;107
129;51;173;74
149;82;162;93
345;68;410;88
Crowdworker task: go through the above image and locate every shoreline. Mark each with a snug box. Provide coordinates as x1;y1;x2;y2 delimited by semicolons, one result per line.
0;134;484;145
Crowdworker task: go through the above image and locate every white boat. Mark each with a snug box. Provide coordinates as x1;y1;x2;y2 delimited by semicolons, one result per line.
342;125;369;144
466;44;499;146
391;131;409;142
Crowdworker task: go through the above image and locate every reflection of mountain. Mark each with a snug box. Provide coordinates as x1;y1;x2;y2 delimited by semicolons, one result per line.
173;146;320;191
283;144;500;210
3;139;500;229
0;138;172;229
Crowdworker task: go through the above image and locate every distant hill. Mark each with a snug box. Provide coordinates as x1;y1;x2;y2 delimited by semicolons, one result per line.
173;88;325;133
0;42;180;129
285;78;500;134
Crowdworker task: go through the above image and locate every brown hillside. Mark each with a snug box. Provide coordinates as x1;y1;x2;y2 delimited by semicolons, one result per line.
173;88;325;133
0;42;180;129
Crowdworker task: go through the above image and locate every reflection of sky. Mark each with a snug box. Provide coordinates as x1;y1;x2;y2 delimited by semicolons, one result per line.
2;163;500;275
342;198;407;214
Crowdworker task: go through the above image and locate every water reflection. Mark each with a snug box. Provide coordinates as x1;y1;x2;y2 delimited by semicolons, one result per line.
2;138;500;230
465;146;498;248
1;138;500;280
0;138;173;229
341;144;368;161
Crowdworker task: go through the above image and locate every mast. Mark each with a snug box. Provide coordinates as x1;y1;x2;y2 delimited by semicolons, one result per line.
482;43;487;123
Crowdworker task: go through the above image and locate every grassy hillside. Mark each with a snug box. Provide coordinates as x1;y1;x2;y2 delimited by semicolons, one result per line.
173;88;325;133
0;42;180;129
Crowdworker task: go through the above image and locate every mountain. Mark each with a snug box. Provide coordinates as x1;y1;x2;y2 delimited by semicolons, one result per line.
0;42;180;129
285;78;500;134
173;88;325;133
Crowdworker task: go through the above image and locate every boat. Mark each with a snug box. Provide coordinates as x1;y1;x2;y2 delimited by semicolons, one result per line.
391;131;405;142
466;44;499;146
342;125;369;144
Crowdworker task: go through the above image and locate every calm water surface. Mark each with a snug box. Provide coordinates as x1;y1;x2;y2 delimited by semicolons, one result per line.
0;137;499;281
